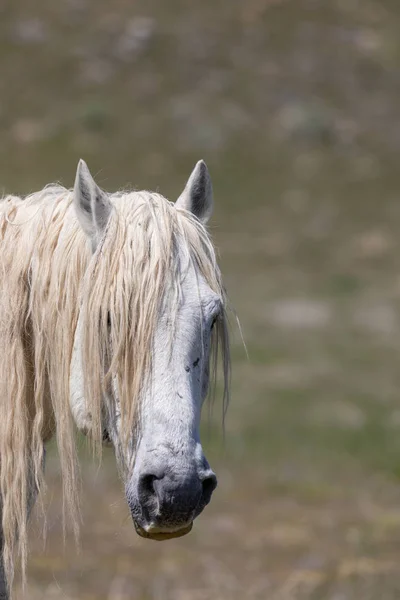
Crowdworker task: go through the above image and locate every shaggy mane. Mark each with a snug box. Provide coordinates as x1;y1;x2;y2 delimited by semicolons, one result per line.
0;185;230;593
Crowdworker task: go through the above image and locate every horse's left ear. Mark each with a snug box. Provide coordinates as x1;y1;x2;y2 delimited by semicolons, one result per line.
176;160;213;224
73;159;112;243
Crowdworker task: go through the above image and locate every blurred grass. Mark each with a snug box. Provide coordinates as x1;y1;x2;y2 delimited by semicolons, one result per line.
2;0;400;597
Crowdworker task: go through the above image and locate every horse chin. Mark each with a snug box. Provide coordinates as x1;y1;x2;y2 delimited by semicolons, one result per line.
133;520;193;541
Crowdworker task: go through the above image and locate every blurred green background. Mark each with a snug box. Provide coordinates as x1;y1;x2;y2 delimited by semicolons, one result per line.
3;0;400;598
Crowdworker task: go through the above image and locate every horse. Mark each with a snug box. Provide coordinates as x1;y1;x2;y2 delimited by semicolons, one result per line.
0;159;230;598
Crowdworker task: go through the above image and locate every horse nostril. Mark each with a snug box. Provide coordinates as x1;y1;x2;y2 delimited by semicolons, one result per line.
138;473;160;504
201;473;217;504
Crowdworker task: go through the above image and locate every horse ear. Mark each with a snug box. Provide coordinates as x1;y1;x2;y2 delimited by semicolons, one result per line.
73;159;112;241
176;160;213;224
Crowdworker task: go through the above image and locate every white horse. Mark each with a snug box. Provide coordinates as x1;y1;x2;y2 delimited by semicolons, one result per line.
0;160;230;598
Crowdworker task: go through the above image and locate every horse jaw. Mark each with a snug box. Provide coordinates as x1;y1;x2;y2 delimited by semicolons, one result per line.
70;312;93;435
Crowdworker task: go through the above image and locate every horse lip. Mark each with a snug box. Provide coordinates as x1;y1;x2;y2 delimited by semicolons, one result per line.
133;520;193;541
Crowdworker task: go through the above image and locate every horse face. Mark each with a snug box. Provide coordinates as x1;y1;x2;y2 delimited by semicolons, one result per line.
70;159;224;540
124;270;220;539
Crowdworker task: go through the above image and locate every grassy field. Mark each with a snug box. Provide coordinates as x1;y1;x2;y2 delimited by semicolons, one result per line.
3;0;400;597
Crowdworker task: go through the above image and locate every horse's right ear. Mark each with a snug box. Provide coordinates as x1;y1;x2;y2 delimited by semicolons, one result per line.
73;159;112;243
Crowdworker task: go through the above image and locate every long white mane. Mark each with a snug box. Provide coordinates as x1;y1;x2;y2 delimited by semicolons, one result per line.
0;185;230;589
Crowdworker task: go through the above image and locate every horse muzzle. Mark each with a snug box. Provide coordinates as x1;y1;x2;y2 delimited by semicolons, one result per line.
126;460;217;540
